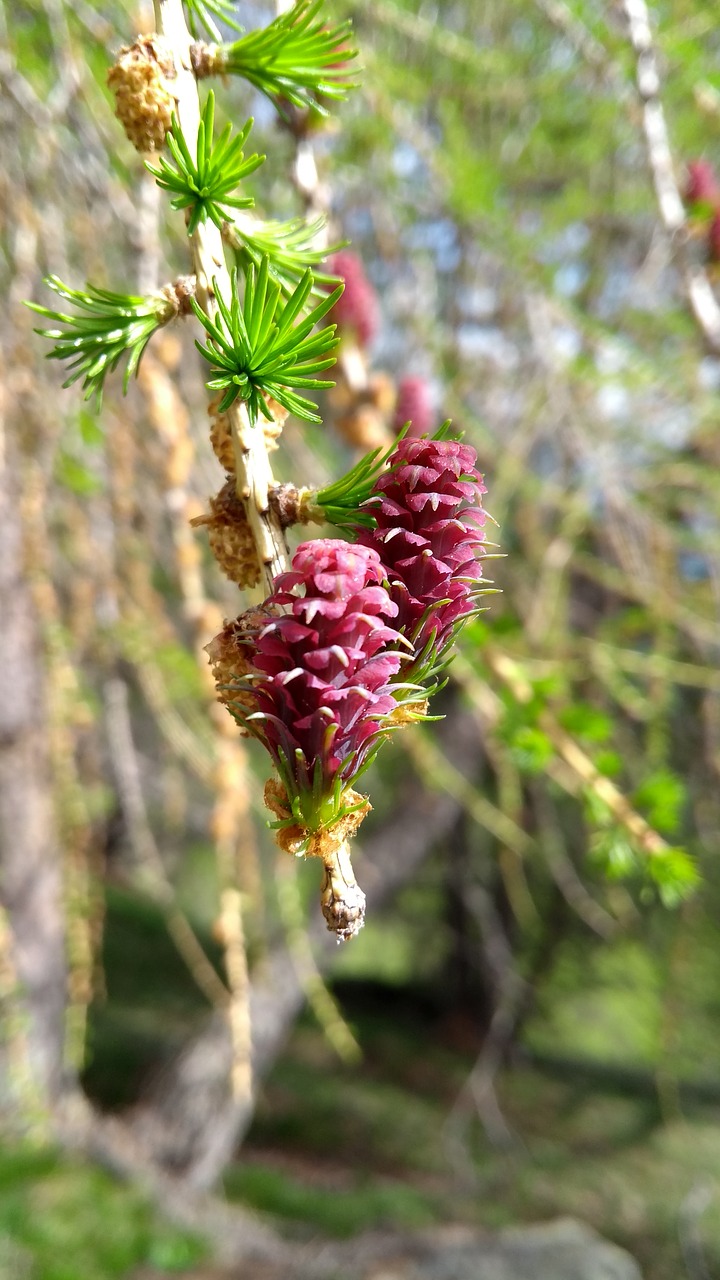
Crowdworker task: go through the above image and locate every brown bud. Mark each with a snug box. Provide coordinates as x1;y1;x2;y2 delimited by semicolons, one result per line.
191;478;261;588
336;404;391;452
189;40;217;80
208;395;235;472
207;395;289;473
367;370;397;416
161;275;196;318
268;482;317;529
206;609;273;727
107;34;176;154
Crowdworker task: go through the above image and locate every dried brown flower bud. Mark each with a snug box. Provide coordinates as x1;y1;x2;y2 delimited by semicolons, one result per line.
191;478;261;588
367;371;396;416
264;779;370;942
205;608;272;727
262;399;288;452
161;275;196;318
189;40;217;81
208;395;289;473
268;482;315;529
107;34;176;154
336;404;390;451
208;396;235;472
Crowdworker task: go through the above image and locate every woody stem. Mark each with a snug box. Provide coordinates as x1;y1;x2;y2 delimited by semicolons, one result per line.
153;0;289;592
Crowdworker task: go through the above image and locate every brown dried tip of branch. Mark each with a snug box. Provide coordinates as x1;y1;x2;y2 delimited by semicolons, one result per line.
264;779;370;942
107;34;176;154
205;609;272;727
189;40;217;81
207;395;288;473
161;275;197;317
191;478;262;588
268;482;317;529
329;370;396;450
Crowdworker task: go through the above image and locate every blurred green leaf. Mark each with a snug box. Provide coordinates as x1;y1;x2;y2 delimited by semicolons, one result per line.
559;702;613;744
55;451;102;497
634;770;687;838
507;725;554;774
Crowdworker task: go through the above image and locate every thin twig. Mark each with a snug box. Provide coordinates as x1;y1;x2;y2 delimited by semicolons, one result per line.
103;676;231;1011
275;858;361;1064
621;0;720;351
217;887;252;1101
444;884;525;1164
154;0;289;590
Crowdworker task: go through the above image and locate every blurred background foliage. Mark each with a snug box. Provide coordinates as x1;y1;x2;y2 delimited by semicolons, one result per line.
3;1;720;1278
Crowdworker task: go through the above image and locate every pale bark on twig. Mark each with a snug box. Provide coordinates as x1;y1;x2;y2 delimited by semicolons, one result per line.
622;0;720;352
153;0;289;591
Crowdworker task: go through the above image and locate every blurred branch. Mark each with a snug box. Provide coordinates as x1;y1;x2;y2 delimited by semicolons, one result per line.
621;0;720;351
404;730;533;858
447;658;621;934
154;0;289;590
132;658;216;785
129;709;480;1187
275;858;361;1064
483;649;671;860
574;551;720;649
585;641;720;694
103;675;230;1011
217;887;252;1102
533;0;625;87
531;783;622;937
0;416;67;1109
369;0;509;74
0;48;52;126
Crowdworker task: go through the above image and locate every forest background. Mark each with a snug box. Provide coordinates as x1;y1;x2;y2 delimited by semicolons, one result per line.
2;1;720;1278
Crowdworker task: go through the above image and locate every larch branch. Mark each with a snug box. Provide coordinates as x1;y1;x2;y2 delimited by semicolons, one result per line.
622;0;720;352
153;0;289;591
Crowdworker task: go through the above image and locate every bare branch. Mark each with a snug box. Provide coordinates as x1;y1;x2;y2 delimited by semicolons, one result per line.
154;0;289;590
621;0;720;351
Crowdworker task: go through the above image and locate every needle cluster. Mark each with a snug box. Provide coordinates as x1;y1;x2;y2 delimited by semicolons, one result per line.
192;258;341;422
147;92;263;235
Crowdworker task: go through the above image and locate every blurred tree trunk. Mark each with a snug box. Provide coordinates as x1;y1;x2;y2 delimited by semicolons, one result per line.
0;417;68;1112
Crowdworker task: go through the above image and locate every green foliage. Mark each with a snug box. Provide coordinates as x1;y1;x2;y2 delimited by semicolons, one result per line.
313;429;411;530
225;1159;437;1237
228;214;343;299
184;0;241;41
0;1143;205;1279
590;824;698;909
27;278;173;406
592;828;637;881
215;0;358;114
595;750;622;779
147;93;263;235
192;257;341;421
55;450;103;497
645;846;699;909
507;724;554;774
633;769;687;838
558;702;613;744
